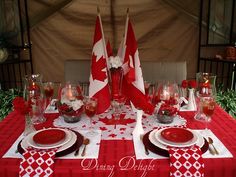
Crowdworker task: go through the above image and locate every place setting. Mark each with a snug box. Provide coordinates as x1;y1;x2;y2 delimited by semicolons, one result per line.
4;127;101;159
133;77;233;162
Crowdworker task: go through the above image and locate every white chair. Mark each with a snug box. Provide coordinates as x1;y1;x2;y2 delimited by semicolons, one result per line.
64;59;90;95
141;61;187;84
64;60;187;94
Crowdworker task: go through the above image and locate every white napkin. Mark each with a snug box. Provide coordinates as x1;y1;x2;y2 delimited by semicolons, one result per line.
44;99;59;114
133;129;233;159
180;105;196;112
3;130;102;159
179;97;197;112
132;109;144;135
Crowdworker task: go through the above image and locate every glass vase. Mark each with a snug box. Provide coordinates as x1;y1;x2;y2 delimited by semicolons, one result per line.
110;67;124;100
23;114;36;136
23;74;46;124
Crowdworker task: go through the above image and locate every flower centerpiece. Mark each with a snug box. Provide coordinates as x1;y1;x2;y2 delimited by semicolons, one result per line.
153;82;180;110
57;83;84;123
156;102;178;124
109;56;123;99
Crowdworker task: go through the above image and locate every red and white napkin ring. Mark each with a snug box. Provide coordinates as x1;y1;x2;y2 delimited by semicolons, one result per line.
19;147;58;177
168;145;204;177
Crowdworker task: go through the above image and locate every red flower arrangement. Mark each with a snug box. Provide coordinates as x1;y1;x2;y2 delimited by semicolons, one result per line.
158;103;178;116
12;97;31;115
57;101;84;117
181;80;197;89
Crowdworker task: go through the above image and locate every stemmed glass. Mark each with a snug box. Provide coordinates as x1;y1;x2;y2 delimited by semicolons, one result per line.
200;97;215;133
145;81;156;104
194;72;216;134
43;82;54;105
83;96;98;136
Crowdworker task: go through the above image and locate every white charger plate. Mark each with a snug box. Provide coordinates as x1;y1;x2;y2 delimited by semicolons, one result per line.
21;128;76;152
154;128;199;148
149;129;204;150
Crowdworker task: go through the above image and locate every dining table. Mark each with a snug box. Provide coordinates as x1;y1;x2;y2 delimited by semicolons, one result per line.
0;103;235;177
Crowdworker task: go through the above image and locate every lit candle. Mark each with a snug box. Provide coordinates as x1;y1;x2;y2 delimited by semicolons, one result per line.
160;89;170;100
66;84;75;101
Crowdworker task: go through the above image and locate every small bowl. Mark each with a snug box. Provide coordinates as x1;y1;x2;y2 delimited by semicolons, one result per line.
62;114;81;123
57;103;83;123
156;114;174;124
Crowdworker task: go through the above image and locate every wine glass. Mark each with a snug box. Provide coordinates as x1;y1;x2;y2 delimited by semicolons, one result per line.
83;96;98;136
43;82;54;105
198;96;215;135
145;81;156;104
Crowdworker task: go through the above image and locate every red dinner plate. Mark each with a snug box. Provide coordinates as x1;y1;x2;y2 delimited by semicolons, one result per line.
33;129;66;145
161;128;194;143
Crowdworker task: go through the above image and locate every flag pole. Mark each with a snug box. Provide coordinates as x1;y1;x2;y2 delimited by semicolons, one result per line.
97;6;109;68
97;6;111;81
123;8;129;47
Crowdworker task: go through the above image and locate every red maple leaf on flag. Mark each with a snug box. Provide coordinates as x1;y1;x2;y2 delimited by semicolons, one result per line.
91;54;107;81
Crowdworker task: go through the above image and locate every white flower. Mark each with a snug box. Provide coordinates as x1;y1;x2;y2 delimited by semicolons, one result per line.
61;99;83;111
109;56;122;68
71;100;83;111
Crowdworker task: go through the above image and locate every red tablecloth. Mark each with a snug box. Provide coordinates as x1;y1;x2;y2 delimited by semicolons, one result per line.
0;105;236;177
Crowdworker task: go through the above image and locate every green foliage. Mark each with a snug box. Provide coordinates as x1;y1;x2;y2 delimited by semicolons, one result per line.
216;88;236;119
0;88;22;121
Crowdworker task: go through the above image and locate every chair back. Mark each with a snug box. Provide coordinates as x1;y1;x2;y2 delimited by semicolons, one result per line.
141;61;187;84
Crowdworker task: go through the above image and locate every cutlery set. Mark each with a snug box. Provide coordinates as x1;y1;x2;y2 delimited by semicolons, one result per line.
207;137;219;155
139;131;219;156
74;138;90;157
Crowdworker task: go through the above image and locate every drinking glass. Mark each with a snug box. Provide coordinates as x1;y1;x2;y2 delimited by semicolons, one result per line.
195;72;216;123
43;82;54;104
145;81;156;103
83;96;98;135
197;96;215;134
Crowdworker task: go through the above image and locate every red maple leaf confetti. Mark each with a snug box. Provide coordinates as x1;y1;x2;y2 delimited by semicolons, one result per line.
91;54;107;81
108;134;117;138
99;116;135;125
120;128;126;131
100;127;107;131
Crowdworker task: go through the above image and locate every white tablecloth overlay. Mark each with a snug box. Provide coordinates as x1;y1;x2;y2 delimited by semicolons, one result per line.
53;105;186;140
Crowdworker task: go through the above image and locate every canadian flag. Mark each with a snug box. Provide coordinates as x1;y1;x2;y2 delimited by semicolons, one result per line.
89;15;111;114
120;15;154;114
106;40;113;57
